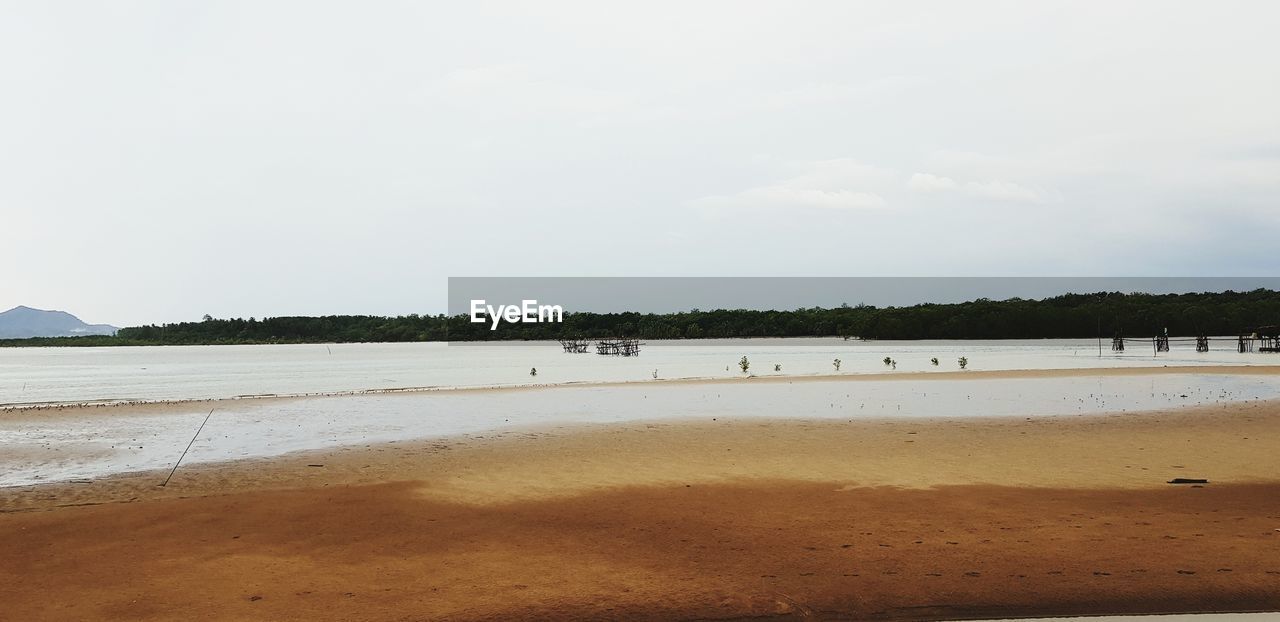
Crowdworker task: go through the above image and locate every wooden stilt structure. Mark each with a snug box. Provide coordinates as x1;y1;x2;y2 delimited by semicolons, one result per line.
558;338;590;353
1239;333;1255;353
1260;326;1280;353
596;338;641;356
1098;326;1274;355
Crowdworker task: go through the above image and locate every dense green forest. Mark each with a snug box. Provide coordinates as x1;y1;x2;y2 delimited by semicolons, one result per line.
3;290;1279;347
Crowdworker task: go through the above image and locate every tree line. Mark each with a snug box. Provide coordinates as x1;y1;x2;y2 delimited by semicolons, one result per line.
3;289;1279;347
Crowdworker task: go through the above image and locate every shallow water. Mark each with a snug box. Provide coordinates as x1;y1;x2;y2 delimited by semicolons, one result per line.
3;372;1278;487
0;337;1266;407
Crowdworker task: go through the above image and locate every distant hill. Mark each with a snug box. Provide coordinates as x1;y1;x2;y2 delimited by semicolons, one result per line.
0;306;118;339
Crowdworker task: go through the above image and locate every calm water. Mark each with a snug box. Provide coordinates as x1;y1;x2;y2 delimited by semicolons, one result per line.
3;337;1278;487
0;337;1264;407
4;372;1279;487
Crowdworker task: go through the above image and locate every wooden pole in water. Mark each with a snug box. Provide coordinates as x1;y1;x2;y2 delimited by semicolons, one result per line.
161;408;214;487
1097;316;1102;358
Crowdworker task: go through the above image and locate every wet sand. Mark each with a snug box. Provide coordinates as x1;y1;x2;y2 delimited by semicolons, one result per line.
10;365;1280;490
3;398;1280;620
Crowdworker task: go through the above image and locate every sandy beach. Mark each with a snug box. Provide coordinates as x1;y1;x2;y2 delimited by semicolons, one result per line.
3;367;1280;620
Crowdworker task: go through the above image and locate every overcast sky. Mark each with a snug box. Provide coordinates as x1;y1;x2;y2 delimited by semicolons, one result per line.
3;2;1278;325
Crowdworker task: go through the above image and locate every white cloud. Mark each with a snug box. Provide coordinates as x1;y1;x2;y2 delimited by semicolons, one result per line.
697;162;1049;213
689;159;892;211
909;173;1048;203
692;187;886;211
787;158;898;189
907;173;959;191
